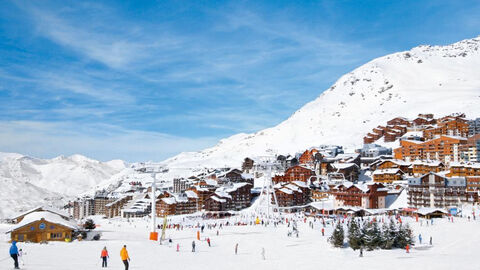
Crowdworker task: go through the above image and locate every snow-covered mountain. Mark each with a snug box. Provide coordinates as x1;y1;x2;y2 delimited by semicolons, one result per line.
0;153;126;218
162;36;480;169
2;36;480;218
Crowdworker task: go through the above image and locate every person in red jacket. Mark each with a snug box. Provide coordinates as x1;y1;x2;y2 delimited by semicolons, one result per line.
406;244;410;253
100;247;109;268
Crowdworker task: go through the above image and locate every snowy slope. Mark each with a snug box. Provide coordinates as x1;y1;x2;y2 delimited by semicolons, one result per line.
162;36;480;168
0;152;126;218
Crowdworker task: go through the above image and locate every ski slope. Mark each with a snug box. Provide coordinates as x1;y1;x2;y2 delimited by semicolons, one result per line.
0;213;479;270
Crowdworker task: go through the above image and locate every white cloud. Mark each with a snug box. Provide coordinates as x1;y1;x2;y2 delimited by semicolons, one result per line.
0;121;219;162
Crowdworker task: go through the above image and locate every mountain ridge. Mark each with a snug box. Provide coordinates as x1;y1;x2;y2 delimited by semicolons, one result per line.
160;36;480;168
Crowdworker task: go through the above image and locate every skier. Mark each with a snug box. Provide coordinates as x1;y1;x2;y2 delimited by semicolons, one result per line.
359;247;363;257
207;237;211;247
120;245;130;270
168;238;173;248
176;243;180;252
418;234;422;245
100;246;109;268
10;240;19;269
192;241;196;252
429;236;433;245
261;247;265;260
235;243;238;255
321;228;325;236
406;244;410;253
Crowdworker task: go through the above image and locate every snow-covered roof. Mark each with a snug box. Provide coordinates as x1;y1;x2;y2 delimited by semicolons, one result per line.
284;184;302;193
309;200;335;211
214;190;232;199
372;168;404;175
292;181;309;188
278;188;293;194
184;190;198;199
161;197;177;205
11;206;71;221
449;162;480;169
331;163;358;170
411;160;443;166
205;179;218;186
210;196;227;203
387;189;408;209
7;211;78;233
416;207;448;215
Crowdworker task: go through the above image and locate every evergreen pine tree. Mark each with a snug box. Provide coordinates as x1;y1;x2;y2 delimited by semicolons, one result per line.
395;224;409;249
329;222;345;248
362;221;381;250
348;219;362;250
403;223;414;246
84;219;96;230
380;222;394;249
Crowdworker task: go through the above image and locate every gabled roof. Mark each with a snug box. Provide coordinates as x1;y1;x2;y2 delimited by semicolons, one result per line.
331;163;359;170
7;211;78;233
10;206;71;221
416;207;448;215
184;190;198;199
372;168;404;175
278;188;293;194
209;196;227;203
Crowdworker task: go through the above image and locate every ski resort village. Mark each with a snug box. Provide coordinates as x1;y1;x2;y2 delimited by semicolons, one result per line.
2;112;480;269
2;2;480;269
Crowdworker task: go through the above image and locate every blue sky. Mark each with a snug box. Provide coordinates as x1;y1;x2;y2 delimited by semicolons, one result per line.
0;0;479;162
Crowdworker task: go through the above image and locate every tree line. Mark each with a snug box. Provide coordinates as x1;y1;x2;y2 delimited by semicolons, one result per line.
329;218;414;250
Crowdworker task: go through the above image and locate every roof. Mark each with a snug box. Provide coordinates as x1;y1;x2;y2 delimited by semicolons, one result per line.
10;206;71;221
379;159;411;166
416;207;448;215
278;188;293;194
449;162;480;169
184;190;198;199
411;160;443;166
331;163;358;170
161;197;177;205
210;196;227;203
7;211;78;233
292;181;309;188
372;168;404;175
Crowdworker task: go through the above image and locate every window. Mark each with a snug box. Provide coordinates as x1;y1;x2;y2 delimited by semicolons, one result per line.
50;233;63;239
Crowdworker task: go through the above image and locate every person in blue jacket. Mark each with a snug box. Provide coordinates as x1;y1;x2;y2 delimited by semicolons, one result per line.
10;240;20;269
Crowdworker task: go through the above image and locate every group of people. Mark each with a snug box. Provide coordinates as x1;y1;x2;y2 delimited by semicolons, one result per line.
98;245;130;269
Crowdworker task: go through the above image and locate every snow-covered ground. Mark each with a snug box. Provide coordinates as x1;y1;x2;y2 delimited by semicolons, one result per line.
1;213;479;270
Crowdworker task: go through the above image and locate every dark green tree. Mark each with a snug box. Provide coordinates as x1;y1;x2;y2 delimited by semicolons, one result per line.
84;219;96;230
348;219;362;250
362;221;381;250
329;222;345;248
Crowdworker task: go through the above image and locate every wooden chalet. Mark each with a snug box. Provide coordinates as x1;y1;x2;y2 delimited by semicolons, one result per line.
7;211;78;243
331;182;388;209
372;168;405;184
